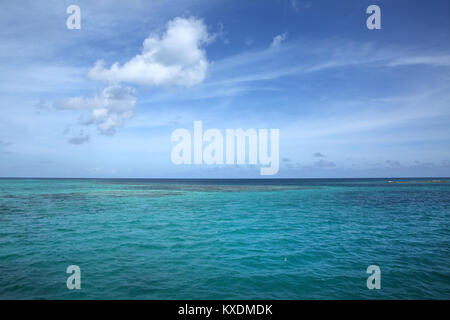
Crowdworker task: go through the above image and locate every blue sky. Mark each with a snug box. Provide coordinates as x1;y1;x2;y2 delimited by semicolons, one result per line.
0;0;449;178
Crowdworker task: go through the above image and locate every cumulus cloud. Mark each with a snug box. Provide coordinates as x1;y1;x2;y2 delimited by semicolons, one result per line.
313;152;325;158
270;33;287;48
54;17;213;140
88;17;212;87
57;85;136;135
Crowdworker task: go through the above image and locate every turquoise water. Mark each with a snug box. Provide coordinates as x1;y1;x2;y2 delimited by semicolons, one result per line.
0;178;449;299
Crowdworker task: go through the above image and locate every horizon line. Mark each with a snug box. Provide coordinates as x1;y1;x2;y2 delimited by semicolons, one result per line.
0;176;449;180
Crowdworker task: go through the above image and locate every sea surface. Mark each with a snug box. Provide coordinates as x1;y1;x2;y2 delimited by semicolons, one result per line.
0;178;449;299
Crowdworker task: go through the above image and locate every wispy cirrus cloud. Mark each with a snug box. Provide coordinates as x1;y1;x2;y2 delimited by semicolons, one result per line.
387;55;450;67
291;0;311;12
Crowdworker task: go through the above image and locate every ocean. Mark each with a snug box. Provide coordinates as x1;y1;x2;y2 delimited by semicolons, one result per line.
0;178;449;299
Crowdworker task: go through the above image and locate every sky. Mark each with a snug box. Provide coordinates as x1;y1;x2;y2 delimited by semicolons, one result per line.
0;0;450;178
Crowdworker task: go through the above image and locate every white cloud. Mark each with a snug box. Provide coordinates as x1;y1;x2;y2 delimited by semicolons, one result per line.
387;55;450;67
270;33;287;48
58;85;137;135
88;17;212;87
291;1;311;12
52;16;214;140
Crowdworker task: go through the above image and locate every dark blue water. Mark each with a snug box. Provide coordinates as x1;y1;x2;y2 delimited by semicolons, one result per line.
0;178;449;299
